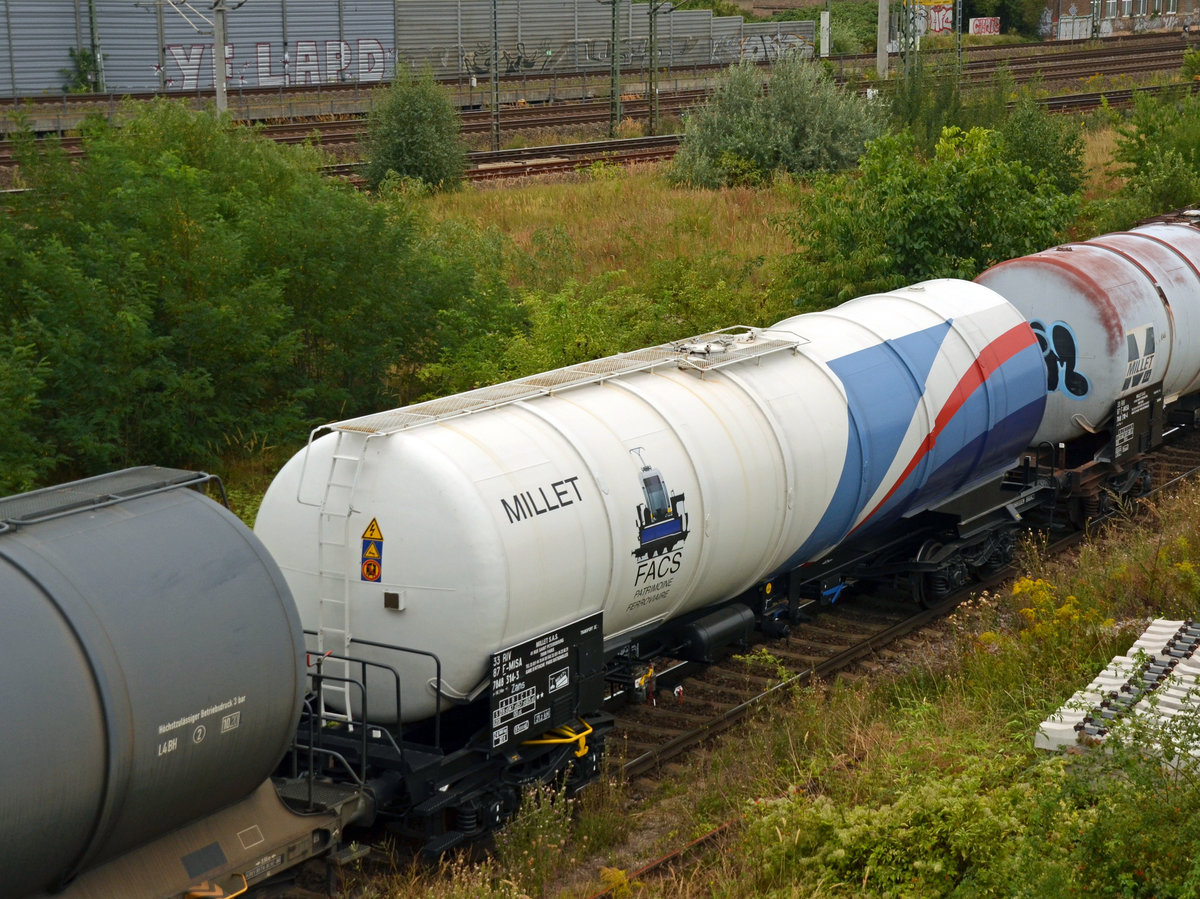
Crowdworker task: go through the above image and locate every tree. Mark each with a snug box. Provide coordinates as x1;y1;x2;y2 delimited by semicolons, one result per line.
787;127;1079;308
363;67;467;191
1;99;519;486
997;95;1085;197
1083;89;1200;232
670;56;884;188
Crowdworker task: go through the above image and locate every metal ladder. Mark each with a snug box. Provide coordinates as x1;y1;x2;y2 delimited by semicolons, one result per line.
313;428;370;723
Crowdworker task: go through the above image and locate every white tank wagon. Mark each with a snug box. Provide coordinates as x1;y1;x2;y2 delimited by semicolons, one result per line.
976;216;1200;447
255;279;1047;725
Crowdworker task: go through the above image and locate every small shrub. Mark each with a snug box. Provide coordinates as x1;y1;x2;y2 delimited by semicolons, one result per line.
363;66;467;191
787;127;1078;307
670;56;884;188
1115;88;1200;181
997;94;1086;195
492;785;573;895
1182;46;1200;81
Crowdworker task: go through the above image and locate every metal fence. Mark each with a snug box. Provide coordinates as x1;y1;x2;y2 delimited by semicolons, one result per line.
0;0;815;97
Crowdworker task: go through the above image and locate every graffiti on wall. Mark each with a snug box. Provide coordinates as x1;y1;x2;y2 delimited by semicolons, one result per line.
165;38;391;89
968;16;1001;33
738;31;814;62
909;4;955;37
159;30;813;89
1039;1;1195;38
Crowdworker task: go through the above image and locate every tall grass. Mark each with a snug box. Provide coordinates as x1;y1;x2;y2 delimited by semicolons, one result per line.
423;168;798;292
589;480;1200;898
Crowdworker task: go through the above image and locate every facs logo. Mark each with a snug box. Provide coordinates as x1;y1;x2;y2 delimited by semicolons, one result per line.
626;448;692;614
629;447;689;564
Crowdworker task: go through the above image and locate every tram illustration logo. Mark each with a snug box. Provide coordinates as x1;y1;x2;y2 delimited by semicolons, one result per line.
629;447;690;559
1030;319;1090;399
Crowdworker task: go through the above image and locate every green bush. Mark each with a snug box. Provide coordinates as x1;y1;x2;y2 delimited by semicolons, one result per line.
766;0;883;54
787;126;1079;307
363;66;467;191
745;775;1029;896
0;337;50;493
1115;88;1200;181
1084;89;1200;231
891;58;1018;155
1182;46;1200;81
1;100;519;486
670;56;884;188
997;94;1086;196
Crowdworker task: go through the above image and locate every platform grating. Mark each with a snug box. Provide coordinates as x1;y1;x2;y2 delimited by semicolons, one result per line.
331;327;804;438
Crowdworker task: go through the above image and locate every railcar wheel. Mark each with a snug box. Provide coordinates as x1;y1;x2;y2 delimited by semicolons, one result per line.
911;539;969;608
911;540;943;608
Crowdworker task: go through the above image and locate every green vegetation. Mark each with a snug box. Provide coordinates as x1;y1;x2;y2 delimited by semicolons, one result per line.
670;57;885;188
363;66;468;190
0;100;519;491
60;46;103;94
1085;88;1200;230
1185;46;1200;81
764;1;885;54
787;126;1078;307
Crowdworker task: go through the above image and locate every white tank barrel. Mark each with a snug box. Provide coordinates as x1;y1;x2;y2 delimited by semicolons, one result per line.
255;280;1046;723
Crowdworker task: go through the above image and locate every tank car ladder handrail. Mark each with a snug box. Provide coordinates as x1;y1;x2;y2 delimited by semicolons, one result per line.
312;428;373;723
321;326;807;439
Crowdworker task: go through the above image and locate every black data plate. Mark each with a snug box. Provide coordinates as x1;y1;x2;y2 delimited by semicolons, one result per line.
489;612;603;751
1113;384;1163;463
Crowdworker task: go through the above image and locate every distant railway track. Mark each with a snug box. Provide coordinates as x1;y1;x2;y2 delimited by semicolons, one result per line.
0;32;1194;182
2;76;1194;185
2;30;1194;135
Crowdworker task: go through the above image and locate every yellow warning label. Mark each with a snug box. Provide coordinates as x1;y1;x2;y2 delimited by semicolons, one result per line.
362;541;381;560
362;518;383;541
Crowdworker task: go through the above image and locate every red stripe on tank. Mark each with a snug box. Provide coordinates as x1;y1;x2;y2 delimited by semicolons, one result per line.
851;322;1036;532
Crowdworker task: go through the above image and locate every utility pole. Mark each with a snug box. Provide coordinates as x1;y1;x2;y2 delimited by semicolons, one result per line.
609;0;621;138
648;0;658;135
157;0;244;113
955;0;963;72
821;0;831;58
213;0;229;113
876;0;888;79
491;0;501;151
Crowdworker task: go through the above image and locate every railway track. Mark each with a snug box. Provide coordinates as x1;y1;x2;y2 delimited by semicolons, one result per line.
575;424;1200;895
2;31;1193;141
608;425;1200;787
2;74;1191;178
